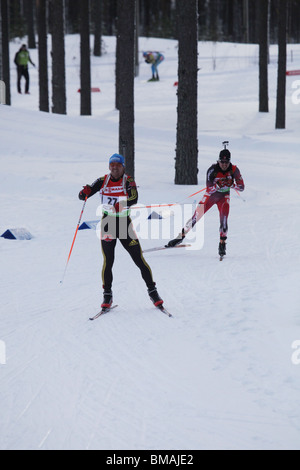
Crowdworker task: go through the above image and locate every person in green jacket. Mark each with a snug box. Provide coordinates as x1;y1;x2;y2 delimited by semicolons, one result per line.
14;44;35;94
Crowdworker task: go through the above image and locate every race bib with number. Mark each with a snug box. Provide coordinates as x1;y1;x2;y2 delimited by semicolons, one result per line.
100;177;129;216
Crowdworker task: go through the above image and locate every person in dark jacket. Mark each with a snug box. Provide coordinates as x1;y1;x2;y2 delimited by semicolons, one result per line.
166;146;245;258
14;44;35;94
79;153;164;309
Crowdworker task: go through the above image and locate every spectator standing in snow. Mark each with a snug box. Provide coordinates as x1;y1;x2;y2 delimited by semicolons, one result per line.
166;145;245;258
79;153;164;309
143;51;164;81
14;44;35;94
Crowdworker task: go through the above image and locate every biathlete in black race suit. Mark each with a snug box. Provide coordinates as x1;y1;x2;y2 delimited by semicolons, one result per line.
79;153;164;309
167;145;245;257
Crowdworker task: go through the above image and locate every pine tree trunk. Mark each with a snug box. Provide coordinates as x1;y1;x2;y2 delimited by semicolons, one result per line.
36;0;49;112
80;0;92;116
93;0;102;56
26;0;36;49
1;0;10;105
51;0;66;115
259;0;269;112
115;9;120;111
117;0;135;177
175;0;198;185
135;0;139;77
275;0;287;129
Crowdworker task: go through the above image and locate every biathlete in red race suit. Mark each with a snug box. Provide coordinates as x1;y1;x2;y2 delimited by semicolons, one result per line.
167;147;245;257
79;154;164;308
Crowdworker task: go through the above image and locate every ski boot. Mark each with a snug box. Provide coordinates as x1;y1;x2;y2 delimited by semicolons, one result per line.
148;74;159;82
101;290;113;308
148;285;163;307
166;229;185;248
218;237;227;259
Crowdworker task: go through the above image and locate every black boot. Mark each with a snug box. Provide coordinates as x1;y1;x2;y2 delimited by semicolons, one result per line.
148;285;163;307
218;237;227;257
101;290;113;308
166;229;185;248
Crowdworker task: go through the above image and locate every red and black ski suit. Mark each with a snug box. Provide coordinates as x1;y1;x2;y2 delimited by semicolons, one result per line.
184;163;245;239
81;173;156;292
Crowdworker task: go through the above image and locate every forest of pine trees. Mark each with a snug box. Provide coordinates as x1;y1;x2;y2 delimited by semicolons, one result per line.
3;0;300;44
0;0;298;181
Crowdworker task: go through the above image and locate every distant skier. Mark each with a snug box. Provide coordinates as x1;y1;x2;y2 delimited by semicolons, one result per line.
79;153;164;308
166;143;245;258
14;44;35;94
143;51;164;81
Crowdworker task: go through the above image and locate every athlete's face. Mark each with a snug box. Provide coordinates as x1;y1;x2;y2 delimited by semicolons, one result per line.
109;162;124;180
219;160;230;171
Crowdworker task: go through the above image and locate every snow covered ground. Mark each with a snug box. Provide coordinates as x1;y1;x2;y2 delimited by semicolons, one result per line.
0;35;300;450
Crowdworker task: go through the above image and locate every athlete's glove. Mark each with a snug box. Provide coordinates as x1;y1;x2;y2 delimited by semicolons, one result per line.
206;184;218;195
225;177;234;187
232;182;244;191
78;185;91;200
114;201;127;213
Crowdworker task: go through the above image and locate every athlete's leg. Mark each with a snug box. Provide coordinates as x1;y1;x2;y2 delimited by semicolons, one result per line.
217;193;230;238
100;215;118;291
101;238;117;291
183;192;217;235
118;216;154;287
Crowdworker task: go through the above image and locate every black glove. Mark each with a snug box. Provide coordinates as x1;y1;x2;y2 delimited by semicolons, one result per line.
78;185;91;200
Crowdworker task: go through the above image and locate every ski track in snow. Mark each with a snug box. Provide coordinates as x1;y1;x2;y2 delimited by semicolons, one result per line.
0;36;300;450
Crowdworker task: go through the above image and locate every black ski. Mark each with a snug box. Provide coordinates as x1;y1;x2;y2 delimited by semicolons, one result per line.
143;244;191;253
89;304;118;321
89;304;172;320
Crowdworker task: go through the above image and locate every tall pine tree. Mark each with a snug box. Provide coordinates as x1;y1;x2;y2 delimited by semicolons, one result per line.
80;0;91;115
36;0;49;112
117;0;135;177
275;0;287;129
93;0;102;56
1;0;11;105
51;0;66;115
259;0;269;112
175;0;198;185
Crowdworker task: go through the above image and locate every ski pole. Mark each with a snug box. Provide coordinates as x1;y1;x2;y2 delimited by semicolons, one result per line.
132;187;207;210
234;188;246;202
60;196;88;284
185;187;207;199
